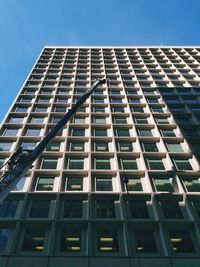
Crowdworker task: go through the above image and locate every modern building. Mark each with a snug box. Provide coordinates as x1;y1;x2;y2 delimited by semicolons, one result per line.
1;46;200;267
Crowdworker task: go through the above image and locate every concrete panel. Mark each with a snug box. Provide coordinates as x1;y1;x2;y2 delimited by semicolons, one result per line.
140;258;171;267
172;258;200;267
7;257;48;267
48;257;88;267
90;258;130;267
0;257;8;267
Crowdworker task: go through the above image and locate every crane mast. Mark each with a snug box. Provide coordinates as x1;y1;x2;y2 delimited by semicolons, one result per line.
0;78;107;203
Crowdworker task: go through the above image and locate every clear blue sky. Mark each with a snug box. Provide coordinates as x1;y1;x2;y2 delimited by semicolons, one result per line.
0;0;200;122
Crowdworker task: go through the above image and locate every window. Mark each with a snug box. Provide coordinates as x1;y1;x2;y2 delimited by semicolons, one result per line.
166;143;183;152
41;158;58;169
12;177;26;191
21;229;46;252
72;117;85;124
134;117;148;124
94;128;107;136
93;98;104;104
95;200;115;218
168;230;196;253
96;177;113;191
160;129;176;137
22;141;37;150
146;159;165;170
63;200;82;218
35;107;47;113
35;177;54;191
9;117;24;124
153;178;173;192
112;106;124;113
38;98;50;103
67;158;84;169
97;229;119;252
159;200;183;219
31;117;44;124
141;142;158;152
3;128;19;136
0;228;10;251
94;117;106;124
173;159;193;170
0;199;18;218
46;141;60;151
54;106;66;112
71;128;85;136
135;229;158;253
113;117;127;124
131;106;144;113
29;200;50;218
95;158;111;169
117;141;133;152
119;158;138;170
93;107;105;113
26;128;40;136
129;200;149;218
60;229;82;252
69;141;84;151
66;176;83;191
15;107;28;113
111;98;123;104
94;142;109;152
155;117;169;124
115;128;130;137
182;177;200;192
137;129;152;137
125;177;142;191
0;142;12;151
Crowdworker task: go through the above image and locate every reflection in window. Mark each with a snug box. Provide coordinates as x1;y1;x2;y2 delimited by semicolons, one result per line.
168;230;196;253
21;229;45;252
97;229;119;253
135;229;157;253
60;229;81;252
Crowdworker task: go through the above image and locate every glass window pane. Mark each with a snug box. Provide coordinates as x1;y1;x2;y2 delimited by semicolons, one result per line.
21;229;45;252
66;177;83;191
63;200;82;218
0;199;18;218
129;200;149;218
60;229;81;252
95;200;115;218
68;158;84;169
96;177;113;191
169;230;196;253
135;229;157;253
29;200;50;218
147;159;165;170
0;229;10;251
0;142;12;151
97;229;119;252
154;178;173;192
36;177;54;191
41;158;58;169
95;158;111;169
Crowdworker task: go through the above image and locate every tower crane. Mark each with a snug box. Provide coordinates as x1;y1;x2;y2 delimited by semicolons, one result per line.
0;78;107;203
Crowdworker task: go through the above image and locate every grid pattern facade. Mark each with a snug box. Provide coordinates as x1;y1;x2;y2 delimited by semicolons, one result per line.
1;46;200;267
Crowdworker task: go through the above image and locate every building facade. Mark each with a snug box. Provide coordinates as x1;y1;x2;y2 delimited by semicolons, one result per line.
0;46;200;267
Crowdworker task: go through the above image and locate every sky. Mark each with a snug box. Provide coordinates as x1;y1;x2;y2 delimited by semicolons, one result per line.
0;0;200;122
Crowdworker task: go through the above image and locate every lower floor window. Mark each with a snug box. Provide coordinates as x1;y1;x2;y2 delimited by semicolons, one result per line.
168;230;196;253
0;228;10;251
21;228;46;252
97;229;119;253
134;229;157;253
60;229;82;252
